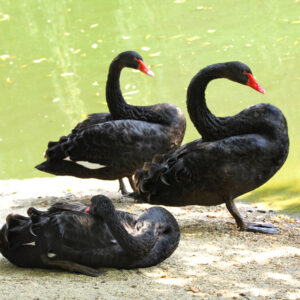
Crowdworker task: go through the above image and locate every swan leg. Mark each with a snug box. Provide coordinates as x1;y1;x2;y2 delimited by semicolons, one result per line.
225;199;246;230
118;177;137;195
118;179;128;195
40;254;104;277
120;177;138;196
226;199;278;234
128;176;136;191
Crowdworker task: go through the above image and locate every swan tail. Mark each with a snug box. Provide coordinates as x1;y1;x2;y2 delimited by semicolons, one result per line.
42;132;79;162
0;214;37;250
47;136;68;149
134;162;171;197
44;142;67;161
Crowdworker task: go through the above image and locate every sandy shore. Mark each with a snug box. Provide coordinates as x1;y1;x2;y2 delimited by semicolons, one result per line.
0;177;299;300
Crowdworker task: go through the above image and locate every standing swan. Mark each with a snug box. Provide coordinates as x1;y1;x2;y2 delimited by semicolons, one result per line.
36;51;186;194
134;61;289;234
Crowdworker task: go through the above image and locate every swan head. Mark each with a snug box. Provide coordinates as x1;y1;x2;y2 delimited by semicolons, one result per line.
223;61;265;94
115;51;154;77
85;194;116;219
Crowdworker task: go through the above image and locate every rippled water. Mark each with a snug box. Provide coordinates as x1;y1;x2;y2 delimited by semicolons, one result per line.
0;0;299;212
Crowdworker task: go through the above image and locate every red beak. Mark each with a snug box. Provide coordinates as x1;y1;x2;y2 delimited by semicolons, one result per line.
245;72;265;94
85;203;91;213
137;59;154;77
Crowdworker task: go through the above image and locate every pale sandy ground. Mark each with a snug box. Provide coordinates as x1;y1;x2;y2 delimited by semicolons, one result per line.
0;177;299;300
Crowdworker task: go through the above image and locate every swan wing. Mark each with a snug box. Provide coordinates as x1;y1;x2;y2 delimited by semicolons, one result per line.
72;112;111;133
63;119;172;169
145;134;274;189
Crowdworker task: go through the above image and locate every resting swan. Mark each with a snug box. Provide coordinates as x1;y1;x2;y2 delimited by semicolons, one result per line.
0;195;180;276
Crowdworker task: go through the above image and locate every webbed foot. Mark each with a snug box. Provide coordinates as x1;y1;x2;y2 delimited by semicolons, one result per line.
125;192;148;203
226;199;279;235
245;222;279;234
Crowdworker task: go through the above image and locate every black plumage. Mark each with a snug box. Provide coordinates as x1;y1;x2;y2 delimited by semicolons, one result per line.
134;62;289;234
36;51;186;194
0;195;180;276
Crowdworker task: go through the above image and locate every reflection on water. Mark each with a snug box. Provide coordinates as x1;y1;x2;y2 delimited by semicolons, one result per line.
0;1;299;212
45;1;86;125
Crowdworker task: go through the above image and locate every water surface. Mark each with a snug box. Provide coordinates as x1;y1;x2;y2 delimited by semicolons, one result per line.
0;0;299;213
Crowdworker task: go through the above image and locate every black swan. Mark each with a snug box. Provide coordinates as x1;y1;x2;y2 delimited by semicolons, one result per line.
0;195;180;276
133;61;289;234
35;51;186;194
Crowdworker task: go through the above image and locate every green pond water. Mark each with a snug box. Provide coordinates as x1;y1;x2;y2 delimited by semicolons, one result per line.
0;0;299;213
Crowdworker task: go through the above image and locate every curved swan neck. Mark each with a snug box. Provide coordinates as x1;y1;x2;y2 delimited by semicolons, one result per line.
106;59;130;119
98;205;157;258
187;63;228;141
105;59;171;125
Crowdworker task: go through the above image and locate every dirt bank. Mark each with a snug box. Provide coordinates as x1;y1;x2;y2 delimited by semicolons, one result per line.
0;177;299;300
